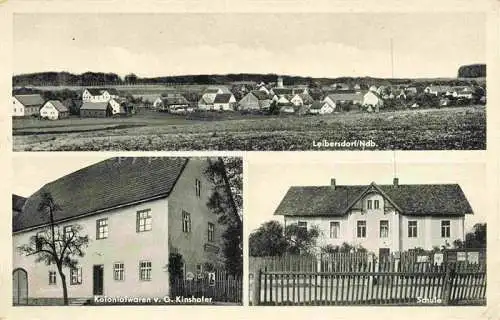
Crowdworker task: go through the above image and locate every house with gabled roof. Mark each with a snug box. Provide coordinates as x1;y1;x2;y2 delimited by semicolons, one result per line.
12;94;45;117
12;157;236;304
290;93;314;107
363;91;383;111
40;100;69;120
80;102;112;118
157;94;190;112
213;93;236;111
82;88;120;103
324;91;363;106
424;85;452;96
447;86;474;99
275;178;473;256
309;101;334;115
238;91;271;111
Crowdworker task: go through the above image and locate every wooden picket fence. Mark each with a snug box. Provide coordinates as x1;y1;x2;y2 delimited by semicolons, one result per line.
252;261;486;306
170;269;242;304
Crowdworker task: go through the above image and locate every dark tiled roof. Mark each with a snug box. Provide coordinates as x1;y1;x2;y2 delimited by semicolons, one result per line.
86;88;120;96
161;95;189;106
14;94;44;107
204;88;220;94
45;100;69;113
273;88;294;95
275;183;473;217
251;90;270;100
12;194;27;212
85;88;103;95
326;92;363;102
13;157;189;232
213;94;234;103
80;102;110;110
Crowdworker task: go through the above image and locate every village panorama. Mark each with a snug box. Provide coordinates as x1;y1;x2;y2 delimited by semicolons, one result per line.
12;65;486;151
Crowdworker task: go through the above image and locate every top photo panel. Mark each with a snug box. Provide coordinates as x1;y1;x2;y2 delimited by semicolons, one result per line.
12;13;486;151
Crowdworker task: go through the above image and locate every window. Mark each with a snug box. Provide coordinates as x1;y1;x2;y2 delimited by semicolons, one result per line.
367;200;372;209
182;211;191;233
70;268;82;285
49;271;57;285
298;221;307;230
374;200;380;209
408;221;418;238
196;264;203;274
136;209;152;232
208;223;215;242
113;262;124;281
139;261;152;281
64;226;74;240
96;218;108;239
35;232;43;251
380;220;389;238
357;221;366;238
441;220;451;238
195;179;201;197
330;221;340;239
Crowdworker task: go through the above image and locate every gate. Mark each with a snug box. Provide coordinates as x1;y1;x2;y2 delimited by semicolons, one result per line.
170;269;242;304
13;268;28;305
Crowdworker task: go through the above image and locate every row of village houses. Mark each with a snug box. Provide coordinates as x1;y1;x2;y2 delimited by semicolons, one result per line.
12;80;483;119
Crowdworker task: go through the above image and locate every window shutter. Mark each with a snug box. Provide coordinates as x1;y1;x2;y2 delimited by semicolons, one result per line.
136;212;139;233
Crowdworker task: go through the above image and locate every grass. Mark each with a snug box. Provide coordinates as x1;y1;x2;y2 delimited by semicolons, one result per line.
12;106;486;151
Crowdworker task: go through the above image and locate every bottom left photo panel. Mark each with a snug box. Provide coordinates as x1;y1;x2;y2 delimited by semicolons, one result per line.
12;155;243;306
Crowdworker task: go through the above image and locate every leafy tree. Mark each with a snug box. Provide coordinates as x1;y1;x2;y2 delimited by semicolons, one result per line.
249;221;288;257
268;100;280;115
458;64;486;78
284;223;320;254
124;73;138;84
17;192;89;305
204;158;243;276
320;242;367;254
250;221;321;256
453;223;486;249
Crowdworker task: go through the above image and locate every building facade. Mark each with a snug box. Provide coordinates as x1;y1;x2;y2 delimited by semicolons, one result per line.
12;94;45;117
12;157;233;303
40;100;69;120
275;178;472;256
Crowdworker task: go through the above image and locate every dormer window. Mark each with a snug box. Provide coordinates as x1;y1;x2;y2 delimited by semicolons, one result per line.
367;200;373;209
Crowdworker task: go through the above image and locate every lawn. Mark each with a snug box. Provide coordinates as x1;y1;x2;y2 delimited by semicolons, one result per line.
12;106;486;151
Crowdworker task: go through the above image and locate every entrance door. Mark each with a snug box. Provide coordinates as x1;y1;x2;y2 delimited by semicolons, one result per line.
93;265;104;295
13;268;28;305
379;248;390;262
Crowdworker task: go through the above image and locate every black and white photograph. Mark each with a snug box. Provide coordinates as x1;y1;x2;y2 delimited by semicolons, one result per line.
11;12;486;151
12;156;243;306
247;154;487;306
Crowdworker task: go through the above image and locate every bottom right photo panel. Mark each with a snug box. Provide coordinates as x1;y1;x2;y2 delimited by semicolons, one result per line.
247;153;487;306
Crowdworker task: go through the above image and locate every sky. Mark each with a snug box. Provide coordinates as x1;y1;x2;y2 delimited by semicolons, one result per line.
246;152;489;234
13;12;486;78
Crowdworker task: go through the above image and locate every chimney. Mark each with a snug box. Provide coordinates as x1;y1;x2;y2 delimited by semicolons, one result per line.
393;177;399;187
331;178;336;190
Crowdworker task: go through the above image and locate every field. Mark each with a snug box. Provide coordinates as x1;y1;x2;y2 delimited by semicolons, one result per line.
12;105;486;151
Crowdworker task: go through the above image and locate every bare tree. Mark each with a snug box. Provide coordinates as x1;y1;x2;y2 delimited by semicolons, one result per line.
17;191;89;305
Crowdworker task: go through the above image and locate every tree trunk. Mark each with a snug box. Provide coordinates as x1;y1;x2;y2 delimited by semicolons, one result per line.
58;268;69;305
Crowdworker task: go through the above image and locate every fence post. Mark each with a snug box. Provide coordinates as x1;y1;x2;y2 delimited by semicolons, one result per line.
442;263;455;305
253;269;262;306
